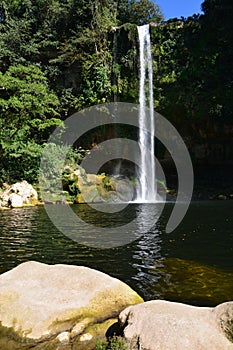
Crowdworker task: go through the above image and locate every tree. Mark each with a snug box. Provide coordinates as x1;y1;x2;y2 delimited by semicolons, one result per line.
0;64;61;182
129;0;163;25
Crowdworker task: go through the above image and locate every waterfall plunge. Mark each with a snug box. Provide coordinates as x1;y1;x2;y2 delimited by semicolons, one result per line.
137;24;157;202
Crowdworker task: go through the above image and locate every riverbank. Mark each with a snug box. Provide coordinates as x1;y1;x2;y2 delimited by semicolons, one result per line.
1;160;233;211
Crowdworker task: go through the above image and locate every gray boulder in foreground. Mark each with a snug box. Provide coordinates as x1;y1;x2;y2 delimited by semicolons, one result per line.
119;300;233;350
0;261;143;349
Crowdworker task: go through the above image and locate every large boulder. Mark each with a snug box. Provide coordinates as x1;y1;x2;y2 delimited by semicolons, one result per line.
75;174;134;203
8;193;23;208
75;174;104;203
1;180;38;208
0;261;143;349
119;300;233;350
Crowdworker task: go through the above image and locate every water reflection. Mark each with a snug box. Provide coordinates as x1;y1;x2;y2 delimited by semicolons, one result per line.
132;227;162;299
43;202;164;248
0;201;233;306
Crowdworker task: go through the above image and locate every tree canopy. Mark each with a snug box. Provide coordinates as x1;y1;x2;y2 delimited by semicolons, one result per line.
0;0;233;183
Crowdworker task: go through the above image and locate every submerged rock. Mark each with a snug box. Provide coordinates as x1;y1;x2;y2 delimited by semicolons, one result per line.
150;257;233;306
119;300;233;350
0;261;143;349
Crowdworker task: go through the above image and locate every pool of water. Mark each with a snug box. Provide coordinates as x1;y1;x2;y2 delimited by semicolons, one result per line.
0;201;232;306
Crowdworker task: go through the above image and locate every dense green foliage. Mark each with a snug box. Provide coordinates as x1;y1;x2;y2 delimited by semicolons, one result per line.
0;64;61;182
0;0;232;184
150;0;233;166
39;142;87;202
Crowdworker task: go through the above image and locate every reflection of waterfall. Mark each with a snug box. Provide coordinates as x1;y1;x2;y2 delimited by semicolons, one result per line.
132;203;162;299
137;24;156;202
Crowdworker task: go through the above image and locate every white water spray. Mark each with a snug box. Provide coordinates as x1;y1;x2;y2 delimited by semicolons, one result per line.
137;24;156;202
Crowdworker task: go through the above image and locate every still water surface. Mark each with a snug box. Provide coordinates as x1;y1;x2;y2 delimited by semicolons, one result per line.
0;201;232;306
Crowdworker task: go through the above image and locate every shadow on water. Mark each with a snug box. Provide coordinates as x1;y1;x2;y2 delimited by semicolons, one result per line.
0;201;233;306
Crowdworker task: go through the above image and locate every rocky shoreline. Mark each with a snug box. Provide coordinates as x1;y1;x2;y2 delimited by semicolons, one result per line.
0;171;139;209
0;261;232;350
1;176;233;211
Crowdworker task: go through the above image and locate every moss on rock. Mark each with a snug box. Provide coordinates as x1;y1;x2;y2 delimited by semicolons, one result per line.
0;262;143;349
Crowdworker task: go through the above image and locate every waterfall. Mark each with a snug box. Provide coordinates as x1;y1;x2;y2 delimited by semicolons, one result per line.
137;24;157;202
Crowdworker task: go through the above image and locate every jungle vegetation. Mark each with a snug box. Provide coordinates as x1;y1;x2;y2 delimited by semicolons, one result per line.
0;0;232;184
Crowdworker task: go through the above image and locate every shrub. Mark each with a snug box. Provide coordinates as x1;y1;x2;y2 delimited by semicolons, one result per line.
95;336;128;350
